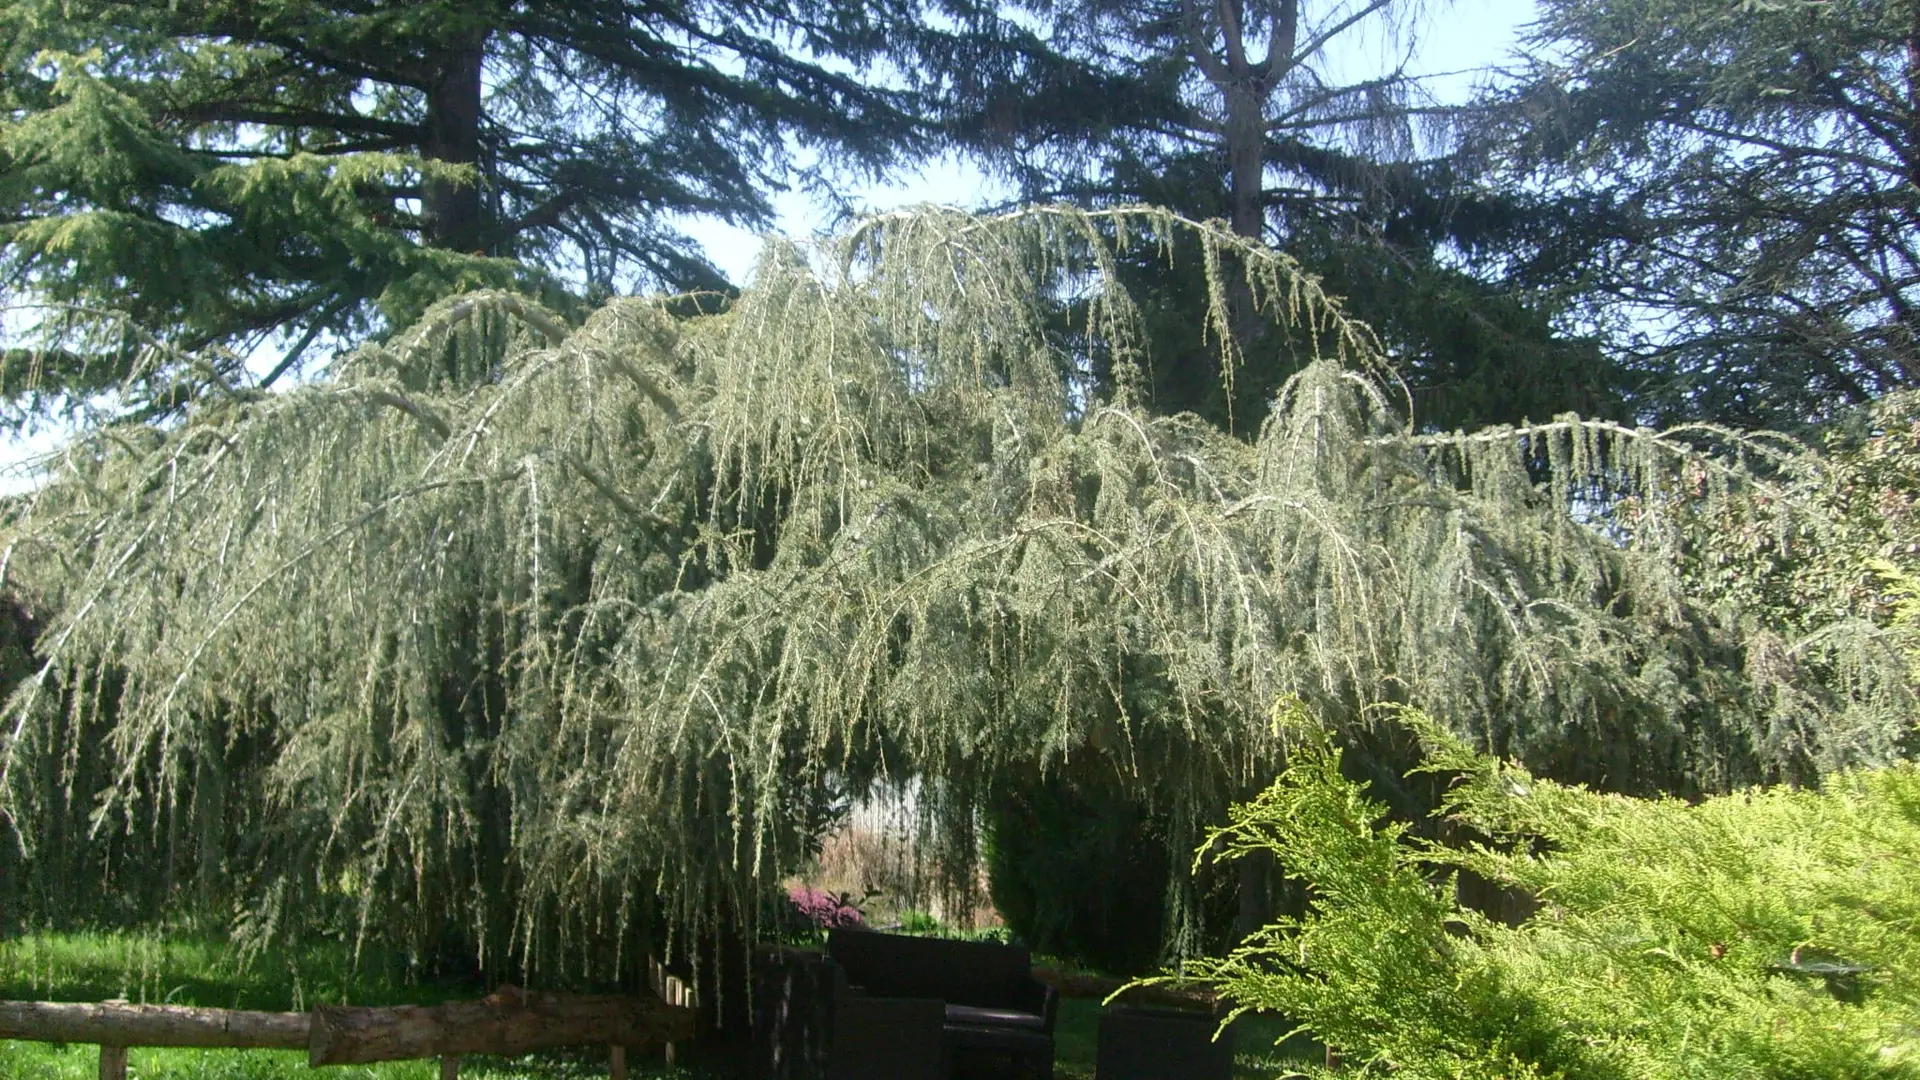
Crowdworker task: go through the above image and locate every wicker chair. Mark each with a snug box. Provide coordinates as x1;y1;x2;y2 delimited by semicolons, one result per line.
827;930;1056;1079
1094;1005;1233;1080
752;948;949;1080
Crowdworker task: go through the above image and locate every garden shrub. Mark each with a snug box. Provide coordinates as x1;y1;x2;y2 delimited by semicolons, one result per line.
785;885;867;931
985;769;1173;974
1173;701;1920;1079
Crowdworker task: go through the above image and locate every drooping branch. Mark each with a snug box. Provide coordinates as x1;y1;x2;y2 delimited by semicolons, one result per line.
355;388;452;439
0;206;1903;983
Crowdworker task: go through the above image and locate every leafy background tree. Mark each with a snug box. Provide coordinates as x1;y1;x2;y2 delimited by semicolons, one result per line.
983;764;1182;974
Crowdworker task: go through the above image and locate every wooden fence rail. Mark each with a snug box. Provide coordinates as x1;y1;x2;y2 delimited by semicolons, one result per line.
0;985;696;1080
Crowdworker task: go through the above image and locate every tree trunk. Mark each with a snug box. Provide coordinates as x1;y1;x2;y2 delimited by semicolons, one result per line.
0;990;694;1068
423;31;489;252
1225;83;1268;242
193;742;225;912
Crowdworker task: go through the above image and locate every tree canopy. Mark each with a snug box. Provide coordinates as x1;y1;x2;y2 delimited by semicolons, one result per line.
1475;0;1920;428
950;0;1621;431
0;207;1908;979
0;0;972;428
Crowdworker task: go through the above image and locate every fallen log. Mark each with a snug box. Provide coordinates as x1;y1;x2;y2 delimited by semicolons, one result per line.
0;999;309;1049
1031;968;1220;1011
307;984;697;1066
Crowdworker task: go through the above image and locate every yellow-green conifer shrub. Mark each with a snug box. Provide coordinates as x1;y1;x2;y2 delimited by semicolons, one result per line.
1178;703;1920;1079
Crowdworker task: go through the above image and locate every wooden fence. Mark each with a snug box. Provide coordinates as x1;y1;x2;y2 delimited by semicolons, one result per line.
0;984;696;1080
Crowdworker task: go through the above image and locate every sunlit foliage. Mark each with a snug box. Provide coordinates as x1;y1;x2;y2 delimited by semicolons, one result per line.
1181;703;1920;1078
0;207;1907;982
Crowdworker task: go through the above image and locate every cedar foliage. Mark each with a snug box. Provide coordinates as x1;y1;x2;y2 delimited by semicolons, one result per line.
1182;702;1920;1078
1477;0;1920;427
961;0;1625;432
0;0;956;427
0;206;1909;978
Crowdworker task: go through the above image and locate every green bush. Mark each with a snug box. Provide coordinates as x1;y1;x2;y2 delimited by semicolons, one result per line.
1170;702;1920;1079
984;770;1173;975
894;909;943;935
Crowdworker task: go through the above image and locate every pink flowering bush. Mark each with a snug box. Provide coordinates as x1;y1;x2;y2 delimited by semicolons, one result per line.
786;885;867;930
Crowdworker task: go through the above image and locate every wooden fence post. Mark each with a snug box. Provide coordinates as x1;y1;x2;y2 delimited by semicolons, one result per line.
609;1043;627;1080
98;1045;127;1080
441;1052;460;1079
661;973;685;1067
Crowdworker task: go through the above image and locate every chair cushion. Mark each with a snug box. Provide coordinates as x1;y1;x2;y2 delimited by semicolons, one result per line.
944;1003;1047;1031
944;1021;1054;1056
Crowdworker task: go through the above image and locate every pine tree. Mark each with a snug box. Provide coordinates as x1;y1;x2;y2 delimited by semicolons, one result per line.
0;0;956;427
949;0;1623;431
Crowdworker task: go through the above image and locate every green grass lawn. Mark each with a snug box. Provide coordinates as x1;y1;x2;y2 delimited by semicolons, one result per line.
0;932;1312;1078
0;1043;669;1080
0;929;475;1010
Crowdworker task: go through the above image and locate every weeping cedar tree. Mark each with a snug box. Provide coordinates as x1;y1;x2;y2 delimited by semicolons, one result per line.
952;0;1626;431
1471;0;1920;429
0;207;1911;985
0;0;979;429
1178;704;1920;1078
